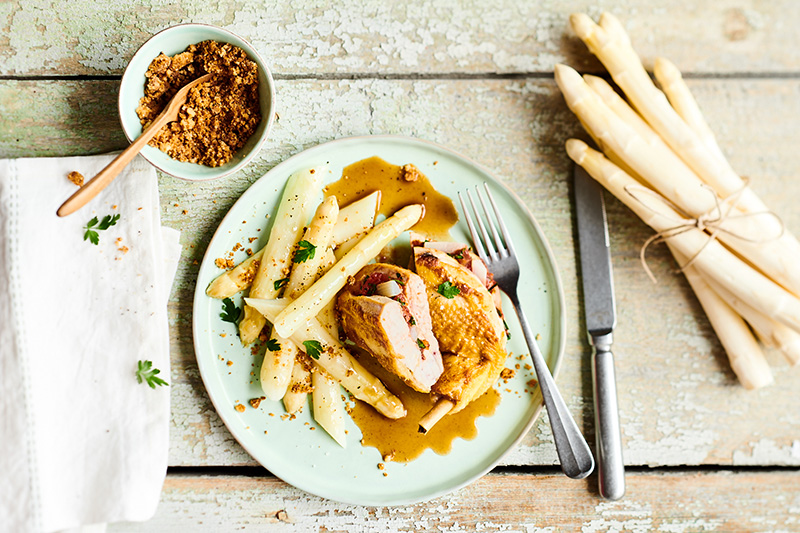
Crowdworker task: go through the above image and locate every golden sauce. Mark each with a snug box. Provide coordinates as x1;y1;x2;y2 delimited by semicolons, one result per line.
350;350;501;463
329;156;500;462
324;156;458;240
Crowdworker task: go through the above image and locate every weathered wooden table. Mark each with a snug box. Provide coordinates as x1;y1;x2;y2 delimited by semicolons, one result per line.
3;2;799;530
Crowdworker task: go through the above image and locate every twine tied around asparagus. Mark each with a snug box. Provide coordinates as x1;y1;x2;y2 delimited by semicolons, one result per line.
623;179;785;283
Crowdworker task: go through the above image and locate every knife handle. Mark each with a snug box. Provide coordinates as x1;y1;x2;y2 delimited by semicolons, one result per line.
591;333;625;500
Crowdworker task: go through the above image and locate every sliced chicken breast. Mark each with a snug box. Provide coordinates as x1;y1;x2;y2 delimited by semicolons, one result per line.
337;263;443;393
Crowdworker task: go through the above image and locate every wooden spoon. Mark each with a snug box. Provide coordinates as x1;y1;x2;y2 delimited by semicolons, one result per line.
57;73;213;217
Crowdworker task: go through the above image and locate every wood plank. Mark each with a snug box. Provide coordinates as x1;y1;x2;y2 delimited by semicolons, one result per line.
2;78;800;468
108;470;800;532
3;1;800;76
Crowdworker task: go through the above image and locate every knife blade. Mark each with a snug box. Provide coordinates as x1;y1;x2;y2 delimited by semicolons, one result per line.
573;163;625;501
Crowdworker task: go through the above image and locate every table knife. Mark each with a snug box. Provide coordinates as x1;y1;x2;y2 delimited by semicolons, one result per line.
573;164;625;501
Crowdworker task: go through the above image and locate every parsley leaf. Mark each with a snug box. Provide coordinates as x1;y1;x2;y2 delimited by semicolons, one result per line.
274;277;289;291
135;360;169;389
83;213;120;245
302;340;323;360
409;316;416;326
220;297;241;323
416;338;426;349
437;281;460;299
265;338;281;351
293;240;317;264
503;318;511;340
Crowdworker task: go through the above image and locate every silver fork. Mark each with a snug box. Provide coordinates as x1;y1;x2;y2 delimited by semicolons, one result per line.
459;183;595;480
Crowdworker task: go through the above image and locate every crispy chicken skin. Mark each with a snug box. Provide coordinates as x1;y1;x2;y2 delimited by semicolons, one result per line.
337;263;443;393
413;248;507;413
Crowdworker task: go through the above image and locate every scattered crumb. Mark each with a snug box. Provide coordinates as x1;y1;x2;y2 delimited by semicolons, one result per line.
233;243;243;252
382;472;388;477
226;360;233;366
234;404;245;413
401;163;420;182
500;368;516;383
377;463;385;470
174;203;180;207
67;171;84;186
248;237;257;243
535;333;541;340
249;397;265;409
182;209;188;215
276;510;288;522
215;257;234;269
111;204;118;210
515;363;520;370
527;379;538;388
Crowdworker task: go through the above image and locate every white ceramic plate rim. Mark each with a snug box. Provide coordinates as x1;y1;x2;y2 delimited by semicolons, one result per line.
192;135;567;505
117;23;276;181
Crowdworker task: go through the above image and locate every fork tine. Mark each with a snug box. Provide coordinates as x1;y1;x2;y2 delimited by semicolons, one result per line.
467;188;498;261
476;184;506;258
458;192;488;262
483;182;517;256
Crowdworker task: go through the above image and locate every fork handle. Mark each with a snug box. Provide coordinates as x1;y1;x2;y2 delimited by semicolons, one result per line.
510;295;595;479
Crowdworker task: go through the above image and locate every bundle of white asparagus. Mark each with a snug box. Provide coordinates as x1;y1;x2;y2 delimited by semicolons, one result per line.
207;167;421;445
558;12;800;389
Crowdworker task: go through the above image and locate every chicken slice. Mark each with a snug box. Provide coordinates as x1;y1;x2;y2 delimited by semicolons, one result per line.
337;263;443;393
413;248;508;413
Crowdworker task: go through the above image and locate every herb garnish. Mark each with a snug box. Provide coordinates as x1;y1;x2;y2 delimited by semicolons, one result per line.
416;338;426;349
302;340;323;360
265;338;281;351
135;360;168;389
409;316;416;326
503;318;511;340
452;251;464;260
83;214;120;245
437;281;460;299
293;240;317;263
220;298;241;323
274;277;289;291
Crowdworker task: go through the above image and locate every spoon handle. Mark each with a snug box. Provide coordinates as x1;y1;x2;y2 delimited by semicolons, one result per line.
56;113;171;217
57;73;212;217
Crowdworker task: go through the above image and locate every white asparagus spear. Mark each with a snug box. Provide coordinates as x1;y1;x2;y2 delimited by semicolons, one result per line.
570;13;800;292
309;295;348;444
206;249;263;299
567;139;800;333
261;197;339;401
701;273;800;367
331;191;380;247
669;245;773;389
246;297;406;419
282;249;338;413
272;204;424;339
282;356;312;414
652;57;728;165
312;370;347;447
557;63;800;296
239;167;325;344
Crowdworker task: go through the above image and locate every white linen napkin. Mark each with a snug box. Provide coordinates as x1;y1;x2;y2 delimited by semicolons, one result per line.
0;154;181;533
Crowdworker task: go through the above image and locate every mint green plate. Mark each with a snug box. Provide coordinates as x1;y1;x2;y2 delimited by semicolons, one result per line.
193;135;566;505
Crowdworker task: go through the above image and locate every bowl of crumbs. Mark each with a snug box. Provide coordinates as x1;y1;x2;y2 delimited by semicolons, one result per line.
118;23;275;181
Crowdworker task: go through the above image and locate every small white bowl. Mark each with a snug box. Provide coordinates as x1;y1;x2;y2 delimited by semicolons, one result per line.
118;23;276;181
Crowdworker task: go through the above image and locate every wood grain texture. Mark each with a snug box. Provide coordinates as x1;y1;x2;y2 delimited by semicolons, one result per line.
107;470;800;532
2;77;798;469
2;1;800;76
